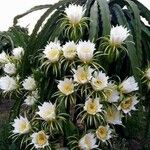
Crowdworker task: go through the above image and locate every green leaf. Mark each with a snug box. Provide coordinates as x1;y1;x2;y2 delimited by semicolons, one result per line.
97;0;111;36
85;0;94;16
35;10;62;50
89;1;99;41
13;4;52;25
131;0;150;24
141;23;150;37
0;33;14;50
7;27;29;48
125;0;142;67
112;4;127;25
30;0;74;39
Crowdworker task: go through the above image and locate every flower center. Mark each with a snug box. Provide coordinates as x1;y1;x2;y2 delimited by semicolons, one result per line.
82;48;90;52
44;108;55;119
78;72;88;82
84;136;91;149
19;122;27;132
107;108;115;120
67;48;75;54
87;101;97;115
105;90;113;98
97;127;107;140
94;79;102;86
47;49;59;58
37;132;47;146
121;98;132;110
64;84;73;94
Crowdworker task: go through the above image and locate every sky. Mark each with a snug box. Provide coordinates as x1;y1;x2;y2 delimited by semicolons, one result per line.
0;0;149;33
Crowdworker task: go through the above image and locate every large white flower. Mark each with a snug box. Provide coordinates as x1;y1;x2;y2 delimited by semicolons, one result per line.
64;4;85;25
43;41;61;63
84;98;103;115
73;66;93;84
62;41;76;59
120;76;139;94
31;131;49;149
104;83;120;103
96;125;111;142
0;51;9;64
0;75;17;92
12;47;24;59
105;106;122;125
22;76;36;91
24;90;38;106
118;95;139;114
79;133;98;150
77;41;95;62
91;71;109;91
57;78;74;95
110;25;130;46
12;116;30;134
3;63;16;75
36;102;56;121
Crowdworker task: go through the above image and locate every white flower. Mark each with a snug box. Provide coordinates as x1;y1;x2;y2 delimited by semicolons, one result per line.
64;4;85;25
12;116;30;134
24;90;38;106
22;76;36;91
43;41;61;63
57;78;74;95
31;131;49;149
91;71;109;91
0;75;17;92
12;47;24;59
77;41;95;62
24;96;36;106
37;102;56;121
110;25;130;45
0;51;9;64
96;125;111;142
120;76;139;94
62;41;76;59
118;95;139;114
3;63;16;75
145;68;150;80
84;98;103;115
105;106;122;125
79;133;98;150
73;66;93;84
104;83;120;103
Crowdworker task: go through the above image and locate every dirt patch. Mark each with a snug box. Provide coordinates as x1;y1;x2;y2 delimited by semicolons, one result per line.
0;98;13;124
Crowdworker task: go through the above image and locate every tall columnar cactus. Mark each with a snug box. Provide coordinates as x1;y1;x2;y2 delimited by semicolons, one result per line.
0;0;150;149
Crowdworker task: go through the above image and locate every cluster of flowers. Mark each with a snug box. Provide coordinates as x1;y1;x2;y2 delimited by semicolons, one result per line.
56;67;139;149
0;47;24;93
0;47;38;106
3;3;149;150
10;38;140;149
22;76;38;106
43;40;95;62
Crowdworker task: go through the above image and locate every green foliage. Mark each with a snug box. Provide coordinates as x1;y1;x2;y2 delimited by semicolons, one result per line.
97;0;111;36
125;0;142;67
0;120;20;150
89;1;99;41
